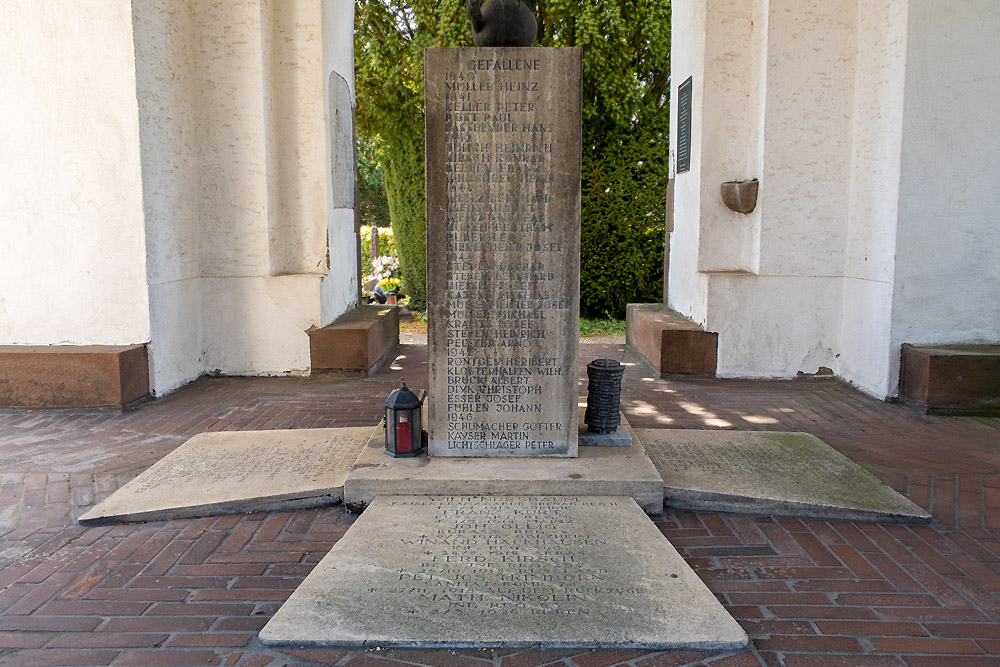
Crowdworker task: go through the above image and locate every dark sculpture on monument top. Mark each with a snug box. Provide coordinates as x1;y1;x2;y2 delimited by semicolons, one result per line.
466;0;537;47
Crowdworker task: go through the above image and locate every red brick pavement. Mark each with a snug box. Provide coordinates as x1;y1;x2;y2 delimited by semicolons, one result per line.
0;343;998;666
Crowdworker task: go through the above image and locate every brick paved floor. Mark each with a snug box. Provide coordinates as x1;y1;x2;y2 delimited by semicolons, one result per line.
0;343;998;666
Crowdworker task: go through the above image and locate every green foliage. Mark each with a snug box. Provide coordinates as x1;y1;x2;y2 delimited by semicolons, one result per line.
358;137;391;231
580;111;668;318
355;1;470;309
534;0;672;318
579;317;626;337
355;0;671;317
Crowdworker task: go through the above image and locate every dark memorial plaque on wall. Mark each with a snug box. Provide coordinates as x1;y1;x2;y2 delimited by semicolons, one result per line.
677;76;692;174
425;48;581;457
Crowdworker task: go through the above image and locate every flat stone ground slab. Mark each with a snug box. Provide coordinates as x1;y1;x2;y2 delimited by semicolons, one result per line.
260;495;748;650
79;427;372;524
638;430;931;523
344;432;663;514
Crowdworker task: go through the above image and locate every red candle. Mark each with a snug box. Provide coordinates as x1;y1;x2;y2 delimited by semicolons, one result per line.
395;416;411;452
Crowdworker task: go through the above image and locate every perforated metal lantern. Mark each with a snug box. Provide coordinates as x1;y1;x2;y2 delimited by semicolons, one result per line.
584;359;625;434
384;378;424;458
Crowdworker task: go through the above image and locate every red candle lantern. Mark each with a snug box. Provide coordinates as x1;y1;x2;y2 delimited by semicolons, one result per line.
384;378;424;458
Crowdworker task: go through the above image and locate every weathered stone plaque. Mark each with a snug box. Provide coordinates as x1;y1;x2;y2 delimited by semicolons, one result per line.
639;430;931;523
260;495;747;649
425;48;582;457
78;428;372;524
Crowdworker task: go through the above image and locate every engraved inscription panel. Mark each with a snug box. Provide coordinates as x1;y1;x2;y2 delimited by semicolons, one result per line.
425;48;582;457
638;429;931;520
127;433;363;495
260;495;749;649
79;428;372;523
386;496;634;620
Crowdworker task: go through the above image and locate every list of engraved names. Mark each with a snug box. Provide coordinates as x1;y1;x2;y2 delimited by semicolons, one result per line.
426;48;581;457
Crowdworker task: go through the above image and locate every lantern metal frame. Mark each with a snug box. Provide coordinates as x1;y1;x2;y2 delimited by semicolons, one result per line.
384;378;425;458
584;358;625;434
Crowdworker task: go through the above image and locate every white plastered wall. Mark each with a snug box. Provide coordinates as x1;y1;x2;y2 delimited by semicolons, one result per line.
838;0;908;397
0;1;150;346
666;0;710;326
670;0;856;380
322;0;361;324
889;0;1000;380
670;0;999;397
132;0;203;393
696;0;766;275
133;0;358;394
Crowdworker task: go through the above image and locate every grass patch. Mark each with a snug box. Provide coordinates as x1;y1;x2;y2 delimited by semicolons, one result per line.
579;317;626;338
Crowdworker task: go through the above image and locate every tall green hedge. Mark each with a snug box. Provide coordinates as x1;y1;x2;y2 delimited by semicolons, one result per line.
355;0;670;316
581;112;669;317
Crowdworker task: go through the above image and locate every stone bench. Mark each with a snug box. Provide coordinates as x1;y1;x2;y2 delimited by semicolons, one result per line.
899;344;1000;415
0;344;150;410
626;304;717;378
309;305;399;377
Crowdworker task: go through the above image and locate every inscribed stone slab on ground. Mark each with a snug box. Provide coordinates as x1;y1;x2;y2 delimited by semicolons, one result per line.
78;427;372;524
425;48;582;457
639;430;931;523
260;495;747;649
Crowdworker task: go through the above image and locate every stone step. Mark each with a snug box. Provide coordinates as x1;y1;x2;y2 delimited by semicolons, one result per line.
626;304;717;378
260;495;748;650
308;304;399;377
899;344;1000;415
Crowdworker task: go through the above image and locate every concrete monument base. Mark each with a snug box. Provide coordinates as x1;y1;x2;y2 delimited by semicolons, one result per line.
344;428;664;514
260;495;748;650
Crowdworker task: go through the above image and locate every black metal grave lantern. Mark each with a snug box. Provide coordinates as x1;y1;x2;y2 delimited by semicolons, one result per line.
384;378;424;458
584;359;625;434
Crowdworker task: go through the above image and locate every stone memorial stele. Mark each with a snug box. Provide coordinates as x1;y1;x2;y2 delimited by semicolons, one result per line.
425;46;582;458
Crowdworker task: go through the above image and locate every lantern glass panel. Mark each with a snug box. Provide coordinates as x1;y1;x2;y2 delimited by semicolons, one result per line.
385;407;395;450
412;406;422;450
396;411;412;452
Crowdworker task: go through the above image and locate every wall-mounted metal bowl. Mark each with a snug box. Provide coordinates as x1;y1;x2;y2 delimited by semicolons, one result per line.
721;179;759;214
